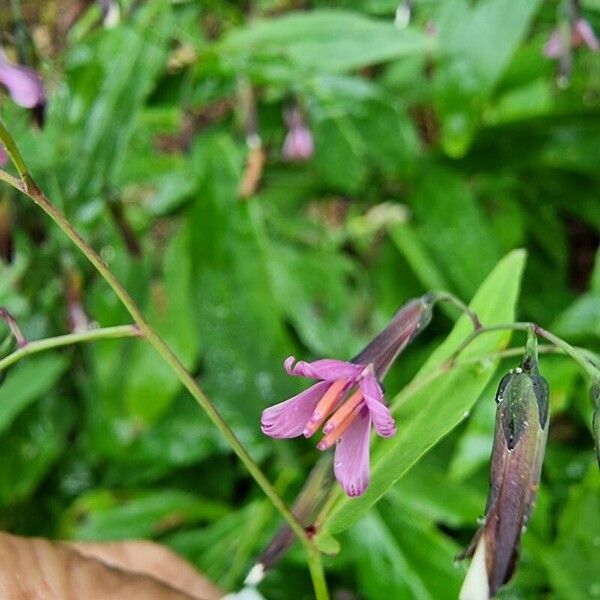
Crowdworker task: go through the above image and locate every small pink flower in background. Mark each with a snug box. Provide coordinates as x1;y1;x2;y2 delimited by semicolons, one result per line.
282;108;314;162
0;145;7;167
0;51;45;110
261;297;433;497
544;18;599;58
573;18;600;50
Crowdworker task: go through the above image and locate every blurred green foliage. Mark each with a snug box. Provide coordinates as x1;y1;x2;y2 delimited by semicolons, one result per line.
0;0;599;598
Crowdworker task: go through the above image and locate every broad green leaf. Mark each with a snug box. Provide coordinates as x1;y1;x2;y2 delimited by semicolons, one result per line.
67;0;171;201
319;249;526;536
389;222;451;292
0;355;68;436
0;395;74;505
124;227;199;422
434;0;543;156
219;10;431;76
541;467;600;600
188;133;296;440
408;167;501;298
63;489;229;541
166;501;272;588
350;499;463;600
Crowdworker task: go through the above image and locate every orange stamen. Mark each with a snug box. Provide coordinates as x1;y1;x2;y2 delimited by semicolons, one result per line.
302;379;347;437
322;389;363;435
317;401;364;450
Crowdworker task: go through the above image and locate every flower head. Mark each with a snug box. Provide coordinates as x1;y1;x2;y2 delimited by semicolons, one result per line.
282;108;314;162
0;145;7;167
459;332;549;599
0;51;45;110
261;296;433;496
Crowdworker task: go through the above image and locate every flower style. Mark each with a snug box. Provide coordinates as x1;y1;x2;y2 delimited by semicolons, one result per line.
0;51;45;111
282;108;314;162
261;296;433;496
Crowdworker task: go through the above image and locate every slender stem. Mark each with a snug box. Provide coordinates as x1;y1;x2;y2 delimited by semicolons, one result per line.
0;325;140;371
0;169;23;190
445;321;600;380
307;546;330;600
535;325;600;379
428;290;482;330
0;123;28;178
0;307;27;347
444;322;532;368
0;125;312;558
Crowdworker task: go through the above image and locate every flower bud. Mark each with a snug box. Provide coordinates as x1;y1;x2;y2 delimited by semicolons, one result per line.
459;331;549;599
353;293;434;379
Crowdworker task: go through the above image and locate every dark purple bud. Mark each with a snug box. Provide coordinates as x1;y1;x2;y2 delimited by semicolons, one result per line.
459;331;548;599
353;294;433;379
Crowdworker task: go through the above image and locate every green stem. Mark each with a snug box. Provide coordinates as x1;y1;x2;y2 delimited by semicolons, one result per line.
535;325;600;379
307;546;330;600
0;325;140;371
428;290;482;330
0;169;23;190
0;122;28;179
445;322;600;380
0;124;313;562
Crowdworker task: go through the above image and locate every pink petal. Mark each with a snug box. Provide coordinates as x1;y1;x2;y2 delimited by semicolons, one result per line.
544;30;564;58
284;356;363;382
575;19;600;51
0;145;6;167
360;374;396;438
261;381;330;439
282;126;314;161
0;58;45;109
334;407;372;497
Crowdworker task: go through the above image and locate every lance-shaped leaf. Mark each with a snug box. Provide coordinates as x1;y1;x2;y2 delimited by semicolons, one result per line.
459;330;549;599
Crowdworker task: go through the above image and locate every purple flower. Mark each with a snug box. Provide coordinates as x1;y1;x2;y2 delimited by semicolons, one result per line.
544;18;599;58
261;297;433;496
573;18;600;51
282;108;314;162
0;51;45;110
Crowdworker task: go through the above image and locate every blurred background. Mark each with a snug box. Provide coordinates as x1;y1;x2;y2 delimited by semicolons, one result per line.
0;0;599;598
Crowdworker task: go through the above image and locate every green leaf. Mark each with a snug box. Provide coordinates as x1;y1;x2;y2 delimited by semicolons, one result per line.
541;468;600;600
67;0;172;201
434;0;543;156
220;10;431;76
0;355;68;436
408;167;501;298
63;489;229;541
350;499;463;600
188;133;294;430
0;395;74;506
124;227;199;422
166;501;271;588
319;249;526;536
